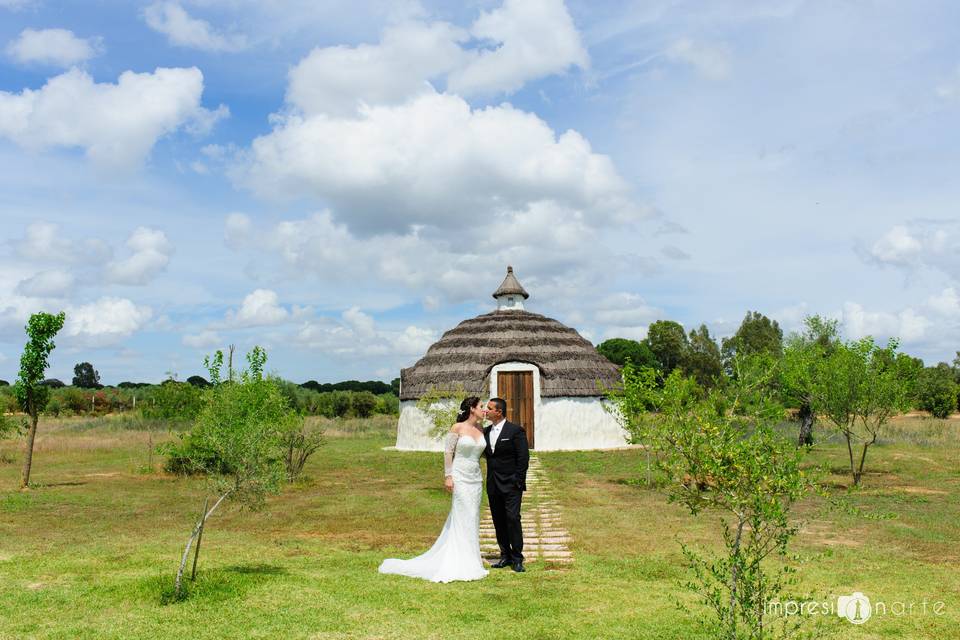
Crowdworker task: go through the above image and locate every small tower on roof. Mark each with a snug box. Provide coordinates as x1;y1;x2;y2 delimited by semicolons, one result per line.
492;266;529;311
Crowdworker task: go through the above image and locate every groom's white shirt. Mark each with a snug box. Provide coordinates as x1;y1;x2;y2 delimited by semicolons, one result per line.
489;418;506;453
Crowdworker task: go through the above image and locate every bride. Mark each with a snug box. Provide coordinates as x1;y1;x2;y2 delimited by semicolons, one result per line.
379;397;489;583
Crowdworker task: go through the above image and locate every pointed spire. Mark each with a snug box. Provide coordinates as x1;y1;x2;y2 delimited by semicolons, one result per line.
492;266;529;310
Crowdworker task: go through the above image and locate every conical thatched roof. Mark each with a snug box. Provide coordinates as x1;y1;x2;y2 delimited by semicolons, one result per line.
400;309;620;400
492;266;529;300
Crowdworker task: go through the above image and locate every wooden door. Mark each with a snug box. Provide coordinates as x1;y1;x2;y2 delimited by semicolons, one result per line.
497;371;535;449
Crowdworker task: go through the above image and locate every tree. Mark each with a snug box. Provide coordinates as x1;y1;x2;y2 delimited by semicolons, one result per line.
607;358;814;639
810;337;910;486
172;346;301;599
351;390;378;418
14;311;66;489
916;364;958;419
186;375;210;388
72;362;101;388
0;380;9;387
647;320;689;375
597;338;658;369
391;377;401;395
40;378;65;388
781;315;839;446
683;325;723;387
722;311;783;366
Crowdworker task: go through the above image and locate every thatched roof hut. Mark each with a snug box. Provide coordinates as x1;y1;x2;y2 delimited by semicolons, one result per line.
395;267;628;452
399;310;621;400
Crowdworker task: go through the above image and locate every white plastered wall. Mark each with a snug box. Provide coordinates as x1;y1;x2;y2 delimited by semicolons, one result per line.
394;360;628;451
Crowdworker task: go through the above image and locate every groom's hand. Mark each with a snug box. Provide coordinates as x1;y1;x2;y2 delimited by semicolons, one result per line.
444;476;454;493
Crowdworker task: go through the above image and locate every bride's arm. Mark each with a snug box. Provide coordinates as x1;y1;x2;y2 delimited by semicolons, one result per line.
443;431;459;492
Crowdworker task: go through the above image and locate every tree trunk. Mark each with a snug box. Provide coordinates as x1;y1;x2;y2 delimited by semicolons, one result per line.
797;402;814;446
728;517;746;639
175;491;230;598
19;411;39;489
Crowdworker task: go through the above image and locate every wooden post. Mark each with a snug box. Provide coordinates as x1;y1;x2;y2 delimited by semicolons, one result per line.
191;497;209;580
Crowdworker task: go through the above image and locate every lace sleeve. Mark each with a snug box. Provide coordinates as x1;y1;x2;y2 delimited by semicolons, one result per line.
443;432;459;477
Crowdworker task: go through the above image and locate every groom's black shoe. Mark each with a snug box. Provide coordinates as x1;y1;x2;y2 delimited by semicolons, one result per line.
491;559;511;568
511;561;525;573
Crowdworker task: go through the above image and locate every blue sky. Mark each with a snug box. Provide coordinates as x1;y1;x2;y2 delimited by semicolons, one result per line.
1;0;959;384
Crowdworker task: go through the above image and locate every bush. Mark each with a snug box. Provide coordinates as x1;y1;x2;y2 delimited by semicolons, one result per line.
142;381;203;420
59;386;90;414
350;391;377;418
917;365;958;419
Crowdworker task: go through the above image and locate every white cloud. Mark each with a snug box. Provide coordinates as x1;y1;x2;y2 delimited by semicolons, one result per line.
447;0;589;96
144;1;248;52
182;330;222;349
13;222;111;265
105;227;173;285
15;269;75;297
284;1;587;117
0;0;33;9
64;297;152;347
224;212;252;249
869;225;923;267
665;38;732;80
287;20;466;118
928;287;960;317
0;67;223;167
841;302;929;343
866;221;960;280
591;292;663;341
227;289;289;327
241;91;639;234
294;308;438;357
6;28;103;67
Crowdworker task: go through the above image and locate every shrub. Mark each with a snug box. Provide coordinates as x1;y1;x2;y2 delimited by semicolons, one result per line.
142;381;203;420
351;391;378;418
916;364;958;419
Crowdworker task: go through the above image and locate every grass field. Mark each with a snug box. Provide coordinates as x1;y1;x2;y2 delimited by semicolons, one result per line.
0;414;958;639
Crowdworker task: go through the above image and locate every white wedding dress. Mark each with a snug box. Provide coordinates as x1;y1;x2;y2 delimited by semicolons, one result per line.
379;432;489;583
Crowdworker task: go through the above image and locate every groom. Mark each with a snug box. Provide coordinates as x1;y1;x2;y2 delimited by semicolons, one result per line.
483;397;530;572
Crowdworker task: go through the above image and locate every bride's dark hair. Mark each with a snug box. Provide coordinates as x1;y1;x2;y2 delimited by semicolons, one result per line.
456;396;481;423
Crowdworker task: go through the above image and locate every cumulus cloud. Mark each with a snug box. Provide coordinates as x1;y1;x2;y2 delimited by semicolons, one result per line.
13;222;110;265
665;38;732;80
866;221;960;280
287;20;467;117
242;92;638;234
0;67;224;167
447;0;589;96
105;227;173;285
295;307;438;357
841;302;929;343
285;0;586;118
64;297;152;347
927;287;960;317
6;28;103;67
868;225;923;267
182;330;223;349
144;1;248;52
15;269;75;297
227;289;290;327
590;292;663;341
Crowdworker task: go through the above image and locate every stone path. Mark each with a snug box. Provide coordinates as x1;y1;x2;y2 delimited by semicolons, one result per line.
480;454;573;565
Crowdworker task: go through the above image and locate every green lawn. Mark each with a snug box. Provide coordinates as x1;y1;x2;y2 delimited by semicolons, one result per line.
0;415;957;639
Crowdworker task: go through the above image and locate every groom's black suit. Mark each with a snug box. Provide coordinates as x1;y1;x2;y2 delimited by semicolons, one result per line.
483;420;530;564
